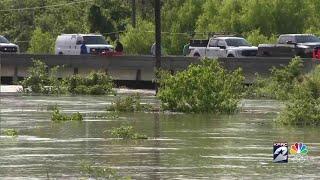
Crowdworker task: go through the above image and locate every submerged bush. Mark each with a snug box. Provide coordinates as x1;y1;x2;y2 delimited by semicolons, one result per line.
106;95;153;112
66;71;115;95
80;161;131;180
20;59;66;94
2;129;18;136
47;104;59;111
93;113;119;119
157;58;245;113
247;57;304;100
111;126;147;140
20;60;115;95
51;109;83;121
277;65;320;125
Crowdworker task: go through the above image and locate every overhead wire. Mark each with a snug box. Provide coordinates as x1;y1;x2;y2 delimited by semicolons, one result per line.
0;0;94;12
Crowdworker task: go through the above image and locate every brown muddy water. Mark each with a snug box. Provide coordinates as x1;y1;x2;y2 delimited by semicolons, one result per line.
0;93;319;179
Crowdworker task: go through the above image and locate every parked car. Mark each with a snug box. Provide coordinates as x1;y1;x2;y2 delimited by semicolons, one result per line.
0;35;19;53
55;34;114;55
257;34;320;58
189;36;257;58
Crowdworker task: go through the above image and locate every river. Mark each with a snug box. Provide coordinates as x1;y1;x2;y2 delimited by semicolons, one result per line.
0;92;319;179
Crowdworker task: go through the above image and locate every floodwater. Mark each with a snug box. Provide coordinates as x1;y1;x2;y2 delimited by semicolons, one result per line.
0;92;319;179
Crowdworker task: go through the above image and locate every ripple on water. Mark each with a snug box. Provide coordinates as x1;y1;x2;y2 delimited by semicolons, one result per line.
0;94;319;179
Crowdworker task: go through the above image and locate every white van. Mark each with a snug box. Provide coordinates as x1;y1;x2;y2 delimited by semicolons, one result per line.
55;34;114;55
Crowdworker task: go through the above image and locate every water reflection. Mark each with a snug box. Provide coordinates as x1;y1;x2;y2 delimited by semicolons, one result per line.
151;113;161;180
0;96;319;179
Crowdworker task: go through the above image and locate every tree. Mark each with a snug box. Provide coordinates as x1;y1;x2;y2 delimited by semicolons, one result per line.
120;19;155;55
88;4;113;33
27;27;55;54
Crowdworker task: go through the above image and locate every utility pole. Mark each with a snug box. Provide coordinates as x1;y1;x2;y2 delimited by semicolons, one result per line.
132;0;136;28
154;0;161;93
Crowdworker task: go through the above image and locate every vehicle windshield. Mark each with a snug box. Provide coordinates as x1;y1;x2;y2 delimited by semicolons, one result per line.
296;35;320;43
83;36;108;45
0;36;10;43
225;39;252;47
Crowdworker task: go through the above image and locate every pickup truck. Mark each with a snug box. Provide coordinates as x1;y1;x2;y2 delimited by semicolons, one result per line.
0;35;19;53
257;34;320;58
189;37;257;58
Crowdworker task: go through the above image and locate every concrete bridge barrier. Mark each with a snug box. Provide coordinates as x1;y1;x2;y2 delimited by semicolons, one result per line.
1;53;319;88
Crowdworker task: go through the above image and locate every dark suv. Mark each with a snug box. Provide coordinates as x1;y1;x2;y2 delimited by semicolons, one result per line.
257;34;320;58
0;35;20;53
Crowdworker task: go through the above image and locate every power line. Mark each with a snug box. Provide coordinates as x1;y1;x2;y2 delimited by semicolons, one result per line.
0;0;16;3
0;0;94;12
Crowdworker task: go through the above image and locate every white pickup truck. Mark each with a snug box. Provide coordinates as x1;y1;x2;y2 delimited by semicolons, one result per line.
189;37;257;58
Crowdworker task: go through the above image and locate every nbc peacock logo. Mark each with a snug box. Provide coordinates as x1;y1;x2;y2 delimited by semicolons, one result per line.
290;142;309;163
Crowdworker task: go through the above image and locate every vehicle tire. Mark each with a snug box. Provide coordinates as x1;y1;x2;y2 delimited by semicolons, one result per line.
227;54;234;57
58;52;63;55
194;53;200;57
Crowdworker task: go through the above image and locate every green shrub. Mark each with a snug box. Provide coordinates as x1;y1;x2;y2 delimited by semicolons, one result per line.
245;29;277;46
248;57;304;100
277;65;320;125
3;129;18;136
47;104;59;111
21;60;115;95
111;125;147;140
157;58;245;113
80;161;131;180
51;109;83;121
71;112;83;121
27;27;55;54
66;71;115;95
20;59;67;94
93;113;119;119
106;95;153;112
120;19;155;55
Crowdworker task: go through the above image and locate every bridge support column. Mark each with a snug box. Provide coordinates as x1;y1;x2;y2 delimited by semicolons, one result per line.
74;68;78;75
12;65;18;84
136;69;141;81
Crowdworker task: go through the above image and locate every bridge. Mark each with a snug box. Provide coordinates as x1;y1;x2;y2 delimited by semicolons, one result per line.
0;53;319;89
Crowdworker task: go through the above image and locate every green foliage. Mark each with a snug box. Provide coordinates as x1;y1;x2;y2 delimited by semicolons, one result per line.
2;129;18;136
47;104;59;111
19;59;67;94
0;0;91;52
106;95;153;112
111;126;147;140
66;71;115;95
245;29;277;46
20;60;115;95
162;0;204;55
158;58;245;113
277;65;320;125
93;113;119;119
248;57;304;100
88;0;131;34
27;27;55;54
120;19;155;55
51;109;83;121
80;161;131;180
2;0;320;54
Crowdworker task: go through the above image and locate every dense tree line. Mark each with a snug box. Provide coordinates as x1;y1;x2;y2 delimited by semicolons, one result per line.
1;0;320;55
